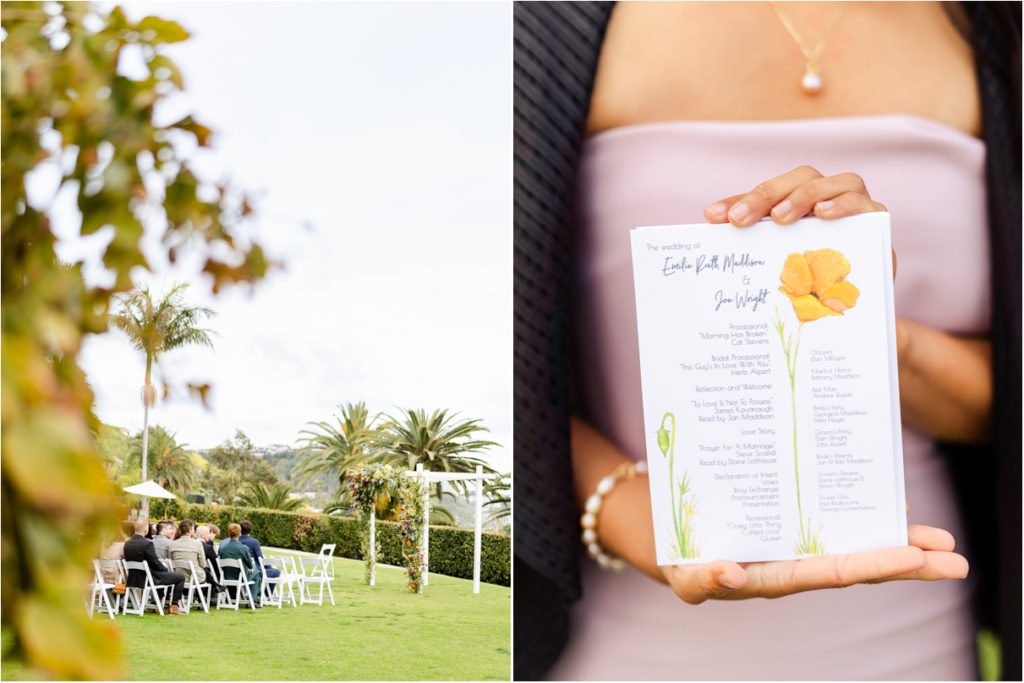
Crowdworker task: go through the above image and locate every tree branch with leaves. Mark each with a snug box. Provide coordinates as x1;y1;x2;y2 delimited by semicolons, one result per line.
2;2;269;678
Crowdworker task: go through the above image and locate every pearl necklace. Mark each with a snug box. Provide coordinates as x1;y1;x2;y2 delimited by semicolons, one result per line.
769;2;847;95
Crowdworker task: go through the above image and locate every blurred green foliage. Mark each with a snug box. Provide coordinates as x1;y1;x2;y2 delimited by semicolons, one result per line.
978;629;1001;681
1;2;267;678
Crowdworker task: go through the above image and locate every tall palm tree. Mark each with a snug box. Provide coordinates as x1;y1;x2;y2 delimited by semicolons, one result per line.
110;282;214;518
236;483;303;512
296;402;379;489
371;408;499;499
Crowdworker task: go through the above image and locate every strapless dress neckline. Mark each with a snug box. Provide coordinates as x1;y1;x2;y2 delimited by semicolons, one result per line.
585;113;983;148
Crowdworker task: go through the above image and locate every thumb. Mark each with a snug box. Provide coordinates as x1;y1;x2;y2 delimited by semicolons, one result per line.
666;560;748;605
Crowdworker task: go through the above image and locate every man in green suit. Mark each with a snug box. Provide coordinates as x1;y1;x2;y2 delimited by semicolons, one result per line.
218;523;262;607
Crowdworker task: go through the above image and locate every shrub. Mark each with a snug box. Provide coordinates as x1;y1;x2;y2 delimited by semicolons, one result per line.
149;500;510;586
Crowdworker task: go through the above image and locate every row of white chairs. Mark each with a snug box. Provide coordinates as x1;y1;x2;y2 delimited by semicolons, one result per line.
88;544;337;618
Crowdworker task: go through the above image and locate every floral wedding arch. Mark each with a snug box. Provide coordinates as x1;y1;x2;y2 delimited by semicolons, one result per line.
346;464;426;592
346;463;490;594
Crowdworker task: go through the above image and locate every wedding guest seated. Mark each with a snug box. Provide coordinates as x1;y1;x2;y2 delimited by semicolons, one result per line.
217;524;230;553
239;520;280;594
207;523;221;550
169;519;217;598
195;525;224;594
123;519;186;615
219;523;262;607
98;524;132;581
152;520;176;560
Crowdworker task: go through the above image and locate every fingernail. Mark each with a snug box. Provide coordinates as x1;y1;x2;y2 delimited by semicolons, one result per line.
728;202;749;222
718;573;736;589
816;200;834;214
704;202;727;220
772;199;792;221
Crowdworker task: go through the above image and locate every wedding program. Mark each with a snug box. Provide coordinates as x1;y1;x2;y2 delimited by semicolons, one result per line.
630;213;907;565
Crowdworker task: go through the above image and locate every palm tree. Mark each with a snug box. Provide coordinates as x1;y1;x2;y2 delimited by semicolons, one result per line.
484;474;511;529
371;408;499;499
296;402;379;490
110;282;214;518
429;507;457;526
127;425;195;493
236;483;303;512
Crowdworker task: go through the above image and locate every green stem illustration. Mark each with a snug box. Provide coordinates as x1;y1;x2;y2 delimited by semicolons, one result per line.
775;308;824;555
657;412;700;559
660;412;681;548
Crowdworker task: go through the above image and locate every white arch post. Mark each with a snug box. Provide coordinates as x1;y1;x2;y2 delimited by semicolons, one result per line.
369;511;376;586
473;466;483;593
409;464;490;594
417;463;429;587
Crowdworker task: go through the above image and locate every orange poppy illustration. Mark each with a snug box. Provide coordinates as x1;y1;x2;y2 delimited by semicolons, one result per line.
775;247;859;556
778;248;859;322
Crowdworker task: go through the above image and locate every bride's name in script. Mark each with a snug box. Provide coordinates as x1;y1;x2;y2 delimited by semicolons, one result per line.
661;252;767;277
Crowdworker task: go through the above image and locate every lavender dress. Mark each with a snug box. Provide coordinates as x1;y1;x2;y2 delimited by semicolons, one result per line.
554;115;986;680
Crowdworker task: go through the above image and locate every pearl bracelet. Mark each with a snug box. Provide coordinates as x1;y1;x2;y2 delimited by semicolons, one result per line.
580;459;648;571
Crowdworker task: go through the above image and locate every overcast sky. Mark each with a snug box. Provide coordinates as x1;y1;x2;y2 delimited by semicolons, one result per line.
50;2;511;472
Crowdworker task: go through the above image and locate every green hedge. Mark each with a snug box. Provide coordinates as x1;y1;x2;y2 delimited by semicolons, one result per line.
149;499;510;586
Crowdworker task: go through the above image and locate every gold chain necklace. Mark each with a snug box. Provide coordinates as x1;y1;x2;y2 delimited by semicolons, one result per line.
769;1;847;95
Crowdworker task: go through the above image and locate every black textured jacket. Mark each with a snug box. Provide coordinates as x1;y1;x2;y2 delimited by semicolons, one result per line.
513;3;1021;680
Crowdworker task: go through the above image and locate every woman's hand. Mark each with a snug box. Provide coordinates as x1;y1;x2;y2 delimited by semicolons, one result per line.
702;165;886;227
573;419;971;595
661;524;968;605
699;165;991;442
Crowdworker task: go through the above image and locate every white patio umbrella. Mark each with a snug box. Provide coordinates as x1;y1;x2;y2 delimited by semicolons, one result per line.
123;480;177;499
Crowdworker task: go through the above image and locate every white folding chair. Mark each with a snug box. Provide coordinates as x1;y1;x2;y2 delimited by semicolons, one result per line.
259;559;284;608
263;557;298;607
298;556;335;606
98;558;126;616
170;560;210;614
286;556;305;604
122;560;170;616
283;556;306;606
88;559;120;619
216;558;257;610
318;544;337;579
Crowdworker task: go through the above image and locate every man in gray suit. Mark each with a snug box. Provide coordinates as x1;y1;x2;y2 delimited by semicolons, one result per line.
152;520;175;560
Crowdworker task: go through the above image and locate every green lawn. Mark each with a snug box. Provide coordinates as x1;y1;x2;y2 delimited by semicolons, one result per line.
3;552;510;681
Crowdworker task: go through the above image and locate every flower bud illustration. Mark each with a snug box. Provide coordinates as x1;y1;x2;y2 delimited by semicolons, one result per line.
657;426;671;457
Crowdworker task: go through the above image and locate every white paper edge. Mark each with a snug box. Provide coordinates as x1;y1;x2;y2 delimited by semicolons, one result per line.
877;215;909;545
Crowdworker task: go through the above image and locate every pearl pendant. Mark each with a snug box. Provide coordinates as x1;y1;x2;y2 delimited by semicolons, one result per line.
801;64;823;95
